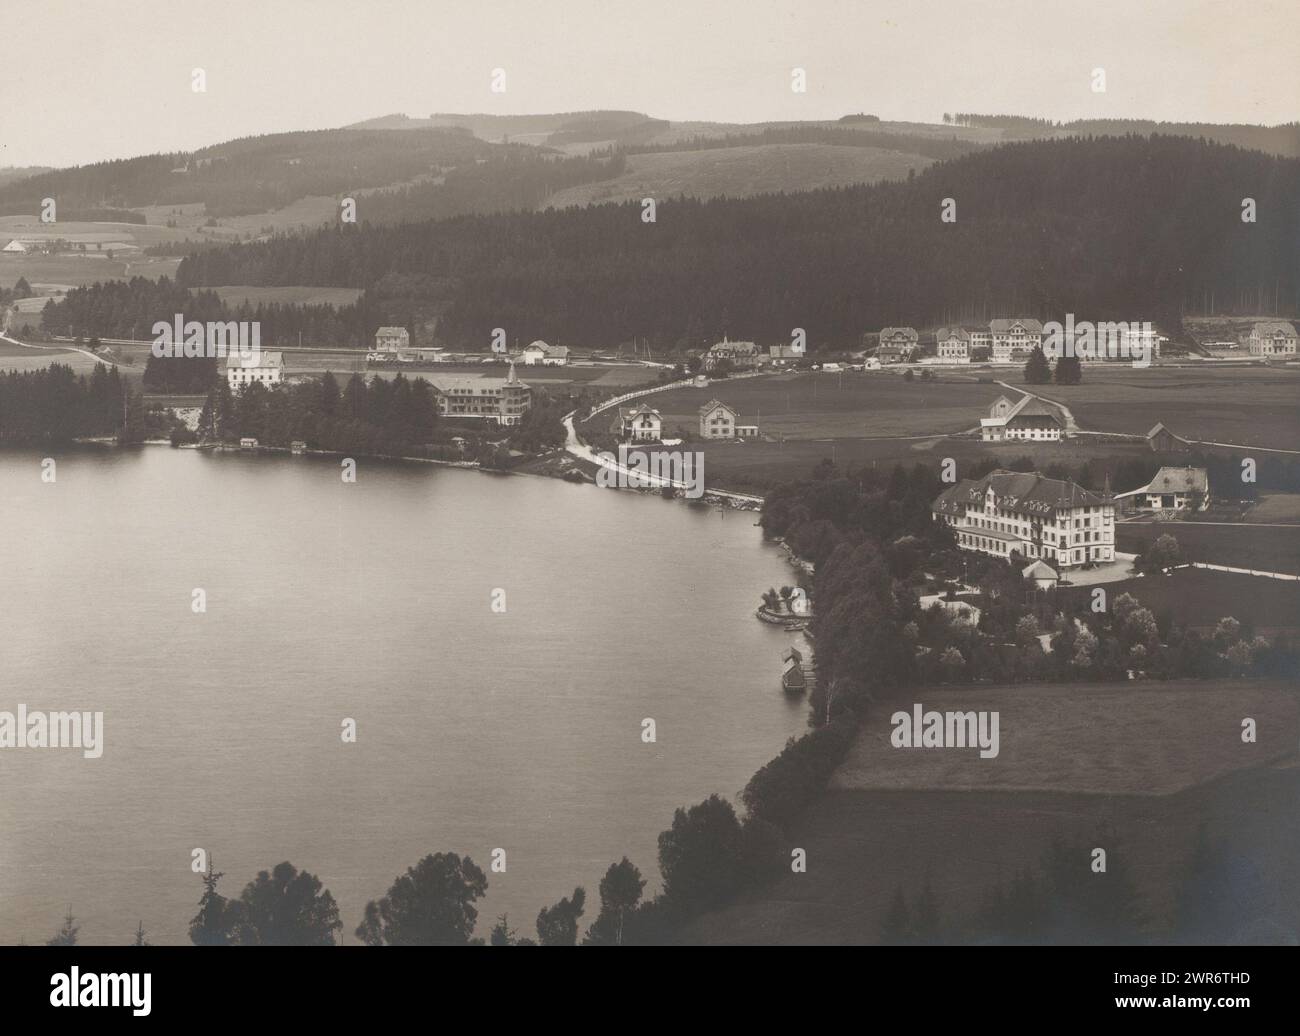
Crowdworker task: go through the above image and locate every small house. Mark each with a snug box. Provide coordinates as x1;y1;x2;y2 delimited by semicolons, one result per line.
1021;559;1059;589
612;404;662;441
698;399;738;439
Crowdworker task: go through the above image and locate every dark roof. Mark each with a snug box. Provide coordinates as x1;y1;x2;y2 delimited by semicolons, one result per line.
1005;396;1062;423
1146;422;1187;442
990;318;1043;334
933;470;1107;516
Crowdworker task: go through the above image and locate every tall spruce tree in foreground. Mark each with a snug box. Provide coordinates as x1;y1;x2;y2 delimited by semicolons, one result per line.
1023;346;1052;384
189;859;246;946
1054;354;1083;384
47;909;79;946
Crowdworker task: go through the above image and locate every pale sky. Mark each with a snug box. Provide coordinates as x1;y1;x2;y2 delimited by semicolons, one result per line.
1;0;1296;168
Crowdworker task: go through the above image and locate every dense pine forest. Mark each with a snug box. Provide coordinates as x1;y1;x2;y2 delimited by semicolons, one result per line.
39;276;379;350
613;124;986;161
945;114;1300;157
164;136;1298;350
0;363;144;443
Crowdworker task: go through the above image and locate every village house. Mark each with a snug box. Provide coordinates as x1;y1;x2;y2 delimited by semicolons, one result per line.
935;326;971;364
429;363;531;426
932;470;1115;570
980;394;1064;441
989;318;1043;363
1241;321;1298;357
698;399;737;438
1115;466;1210;513
522;340;569;366
768;344;803;367
876;327;918;363
374;326;410;353
704;338;761;371
612;403;663;441
697;399;760;439
226;350;284;390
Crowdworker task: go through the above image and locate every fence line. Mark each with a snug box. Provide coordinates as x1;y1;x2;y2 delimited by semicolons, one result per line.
1177;562;1300;582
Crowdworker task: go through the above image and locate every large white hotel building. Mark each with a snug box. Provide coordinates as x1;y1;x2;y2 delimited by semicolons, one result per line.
932;470;1115;570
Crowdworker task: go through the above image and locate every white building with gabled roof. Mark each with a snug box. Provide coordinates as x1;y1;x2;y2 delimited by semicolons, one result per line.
1241;321;1297;357
989;318;1043;363
980;394;1064;441
374;327;410;353
611;403;662;441
226;350;284;389
935;326;971;363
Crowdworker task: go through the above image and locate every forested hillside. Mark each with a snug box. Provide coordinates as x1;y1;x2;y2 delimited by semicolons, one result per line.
40;276;378;348
0;128;494;218
167;136;1298;350
947;114;1300;157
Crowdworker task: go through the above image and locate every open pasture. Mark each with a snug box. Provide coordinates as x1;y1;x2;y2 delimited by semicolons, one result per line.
1030;365;1300;448
625;371;1004;440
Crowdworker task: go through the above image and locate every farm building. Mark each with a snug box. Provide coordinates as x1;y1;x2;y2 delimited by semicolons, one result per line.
980;394;1064;442
522;340;569;366
1115;466;1209;513
1146;422;1192;453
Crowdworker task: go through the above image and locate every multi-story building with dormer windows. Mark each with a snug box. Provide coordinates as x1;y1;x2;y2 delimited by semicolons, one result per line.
932;470;1114;570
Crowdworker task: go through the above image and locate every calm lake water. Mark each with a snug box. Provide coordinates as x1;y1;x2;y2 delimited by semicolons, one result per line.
0;447;808;944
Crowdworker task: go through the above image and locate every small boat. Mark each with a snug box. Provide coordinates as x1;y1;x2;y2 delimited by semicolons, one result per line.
781;647;807;694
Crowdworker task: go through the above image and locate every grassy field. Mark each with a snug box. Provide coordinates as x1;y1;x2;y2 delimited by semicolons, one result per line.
0;254;181;290
683;679;1300;944
693;434;1155;492
611;370;1004;439
547;144;933;208
1116;520;1300;575
1248;492;1300;523
683;769;1300;944
832;681;1297;797
1028;366;1300;447
0;338;68;357
1057;568;1300;636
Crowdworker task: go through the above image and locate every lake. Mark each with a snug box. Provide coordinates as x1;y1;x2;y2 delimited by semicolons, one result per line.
0;446;809;944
